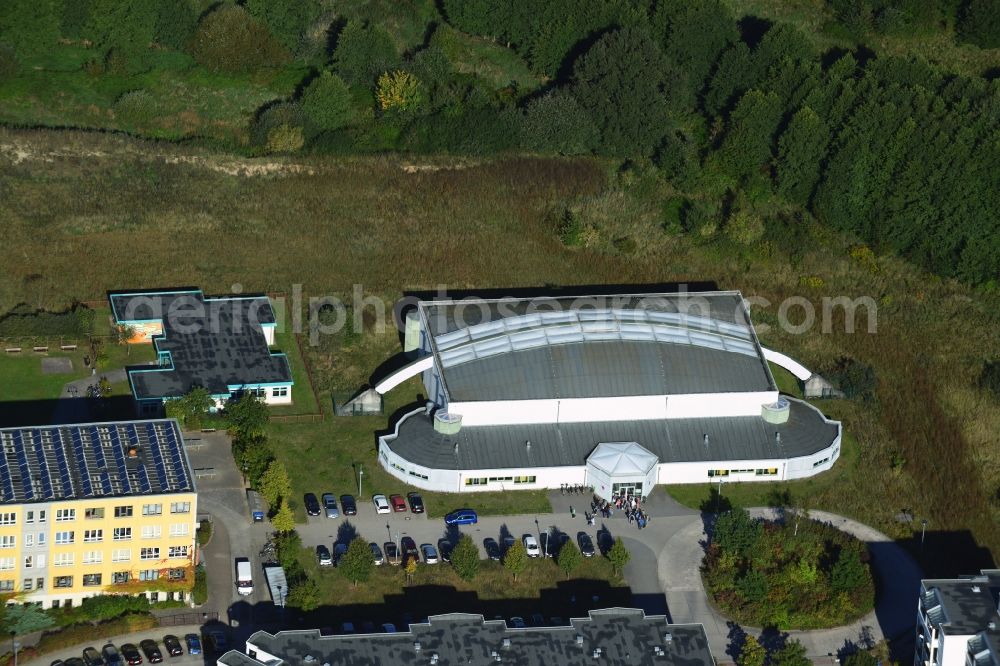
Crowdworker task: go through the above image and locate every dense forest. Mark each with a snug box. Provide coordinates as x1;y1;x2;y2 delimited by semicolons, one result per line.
0;0;998;284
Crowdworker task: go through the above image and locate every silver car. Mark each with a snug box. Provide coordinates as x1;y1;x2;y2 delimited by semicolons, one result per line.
322;493;339;519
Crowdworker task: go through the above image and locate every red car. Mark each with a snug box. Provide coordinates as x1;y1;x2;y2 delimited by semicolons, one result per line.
389;494;407;512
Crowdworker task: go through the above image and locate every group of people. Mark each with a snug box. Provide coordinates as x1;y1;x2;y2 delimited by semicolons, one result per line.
588;493;651;529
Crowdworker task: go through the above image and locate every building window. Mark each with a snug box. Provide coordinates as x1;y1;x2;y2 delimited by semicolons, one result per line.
150;592;159;602
82;551;102;564
24;534;33;548
169;523;190;537
707;469;730;478
408;470;429;480
168;546;188;559
115;506;133;518
112;571;130;584
53;576;73;588
55;509;76;522
38;510;46;523
141;526;162;539
54;531;74;545
0;512;15;526
0;536;15;549
0;558;14;571
51;599;59;609
54;553;74;567
755;468;778;476
272;387;288;397
488;476;513;483
142;504;162;516
168;568;186;581
113;527;132;541
84;529;103;543
25;511;33;524
82;574;102;587
37;532;45;546
22;578;31;591
85;507;105;520
112;549;131;562
170;502;191;514
36;577;43;590
140;547;160;560
0;581;14;592
139;569;159;581
513;476;537;484
23;556;32;569
464;477;488;486
812;457;831;468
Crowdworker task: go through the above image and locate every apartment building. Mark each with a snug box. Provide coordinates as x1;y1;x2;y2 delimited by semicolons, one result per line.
916;570;1000;666
0;419;197;608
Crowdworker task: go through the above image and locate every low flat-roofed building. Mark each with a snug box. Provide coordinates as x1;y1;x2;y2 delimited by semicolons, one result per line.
375;291;842;495
0;419;198;607
916;570;1000;666
218;608;713;666
109;289;292;414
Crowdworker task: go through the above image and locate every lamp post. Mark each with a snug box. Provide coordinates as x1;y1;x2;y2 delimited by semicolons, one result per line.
921;519;928;550
357;464;363;497
242;464;248;486
277;584;284;608
394;531;400;565
10;632;19;666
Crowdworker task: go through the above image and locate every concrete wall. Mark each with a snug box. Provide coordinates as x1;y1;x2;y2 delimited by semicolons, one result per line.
448;390;779;427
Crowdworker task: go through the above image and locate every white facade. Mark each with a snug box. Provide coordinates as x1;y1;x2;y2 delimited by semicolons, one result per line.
377;406;842;493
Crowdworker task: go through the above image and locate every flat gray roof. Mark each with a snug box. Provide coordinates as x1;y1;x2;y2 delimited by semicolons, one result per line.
110;290;290;400
922;571;1000;634
0;419;193;503
442;341;774;401
384;399;839;471
224;608;713;666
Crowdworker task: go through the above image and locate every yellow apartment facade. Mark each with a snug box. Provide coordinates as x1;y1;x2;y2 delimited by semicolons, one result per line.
0;419;198;608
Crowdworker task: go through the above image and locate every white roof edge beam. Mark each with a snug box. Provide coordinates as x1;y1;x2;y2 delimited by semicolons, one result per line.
374;356;434;394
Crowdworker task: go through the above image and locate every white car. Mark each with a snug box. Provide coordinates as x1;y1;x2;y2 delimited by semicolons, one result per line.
373;494;391;514
523;534;541;558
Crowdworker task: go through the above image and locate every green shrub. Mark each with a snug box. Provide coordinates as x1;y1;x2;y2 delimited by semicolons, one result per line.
0;303;93;339
300;71;354;132
825;356;877;402
980;360;1000;400
521;91;598;155
661;197;687;233
558;210;585;247
0;43;19;81
192;565;207;605
724;209;765;246
331;20;399;86
197;519;213;546
113;89;156;125
187;5;290;74
154;0;197;50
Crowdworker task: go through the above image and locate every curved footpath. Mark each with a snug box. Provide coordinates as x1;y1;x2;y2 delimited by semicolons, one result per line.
656;508;922;661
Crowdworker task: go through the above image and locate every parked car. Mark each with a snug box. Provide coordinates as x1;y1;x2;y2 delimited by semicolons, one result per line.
340;494;357;516
370;542;384;566
65;659;86;666
578;532;595;557
483;538;501;561
333;542;348;565
389;494;407;512
373;494;391;514
381;623;397;633
540;532;556;558
360;621;376;634
401;536;419;562
82;647;105;666
501;535;515;554
139;640;162;664
444;509;477;525
52;661;65;666
102;644;124;666
407;492;425;513
340;622;355;634
120;644;142;666
322;493;339;519
304;493;321;516
508;617;526;629
183;635;201;656
530;613;546;627
384;541;400;564
161;636;182;658
316;544;333;566
523;534;541;558
203;631;227;654
437;539;453;563
421;543;439;564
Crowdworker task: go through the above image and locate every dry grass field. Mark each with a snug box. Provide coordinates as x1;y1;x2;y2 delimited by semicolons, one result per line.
2;127;999;565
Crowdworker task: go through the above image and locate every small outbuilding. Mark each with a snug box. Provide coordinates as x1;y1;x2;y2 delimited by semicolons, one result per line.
586;441;659;501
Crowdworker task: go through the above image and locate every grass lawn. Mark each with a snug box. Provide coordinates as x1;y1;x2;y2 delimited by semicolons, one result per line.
267;376;552;521
768;362;804;398
270;317;320;417
293;543;628;626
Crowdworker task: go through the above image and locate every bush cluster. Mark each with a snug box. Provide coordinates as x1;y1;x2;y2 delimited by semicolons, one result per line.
0;304;93;340
187;5;290;74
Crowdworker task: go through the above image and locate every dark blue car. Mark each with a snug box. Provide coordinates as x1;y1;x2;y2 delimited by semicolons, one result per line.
444;509;478;525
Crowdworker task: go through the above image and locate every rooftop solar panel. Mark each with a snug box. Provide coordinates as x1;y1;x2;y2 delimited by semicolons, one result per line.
31;430;53;500
0;456;14;501
137;464;151;493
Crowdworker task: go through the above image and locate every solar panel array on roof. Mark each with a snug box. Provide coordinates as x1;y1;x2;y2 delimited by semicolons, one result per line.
0;420;193;503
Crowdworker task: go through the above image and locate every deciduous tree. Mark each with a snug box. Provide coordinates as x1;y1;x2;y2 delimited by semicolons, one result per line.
738;635;766;666
606;537;630;574
331;21;398;86
340;537;375;587
503;540;528;582
450;535;480;581
271;498;295;533
224;392;270;438
557;539;582;578
301;71;354;132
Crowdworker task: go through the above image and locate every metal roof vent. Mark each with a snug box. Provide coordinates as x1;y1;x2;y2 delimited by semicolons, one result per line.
972;586;982;593
703;434;709;446
576;635;584;646
592;650;600;659
989;621;997;630
434;411;462;435
430;654;439;664
526;441;531;453
424;401;435;416
775;432;781;444
663;632;673;643
303;656;316;664
414;642;421;652
502;638;511;649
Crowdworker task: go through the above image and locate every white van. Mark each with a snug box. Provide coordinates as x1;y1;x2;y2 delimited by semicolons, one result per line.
236;558;253;596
